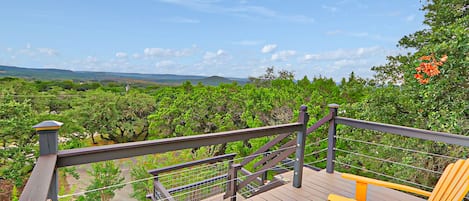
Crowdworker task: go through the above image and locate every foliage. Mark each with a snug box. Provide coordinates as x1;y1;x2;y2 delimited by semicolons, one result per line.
69;90;156;143
11;185;19;201
338;0;469;189
369;0;468;134
0;84;38;187
78;161;125;201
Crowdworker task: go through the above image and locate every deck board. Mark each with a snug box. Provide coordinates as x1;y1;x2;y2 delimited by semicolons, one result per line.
245;168;426;201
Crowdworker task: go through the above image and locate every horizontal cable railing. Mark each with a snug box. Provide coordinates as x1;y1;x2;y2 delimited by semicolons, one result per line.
335;136;461;160
332;125;469;199
334;160;435;191
335;117;469;146
334;148;442;175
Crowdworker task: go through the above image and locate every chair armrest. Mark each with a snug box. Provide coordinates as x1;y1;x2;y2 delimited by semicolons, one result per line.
341;173;432;197
328;194;357;201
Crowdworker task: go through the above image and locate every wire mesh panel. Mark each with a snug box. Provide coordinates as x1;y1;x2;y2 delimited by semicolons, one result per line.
157;161;230;201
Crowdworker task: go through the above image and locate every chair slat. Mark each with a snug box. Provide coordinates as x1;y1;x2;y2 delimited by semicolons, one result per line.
429;162;456;201
441;160;469;200
447;160;469;200
453;176;469;201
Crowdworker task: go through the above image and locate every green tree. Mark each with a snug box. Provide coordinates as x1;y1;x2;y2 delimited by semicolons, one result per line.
78;161;125;201
0;92;38;187
338;0;468;189
370;0;468;134
71;90;156;143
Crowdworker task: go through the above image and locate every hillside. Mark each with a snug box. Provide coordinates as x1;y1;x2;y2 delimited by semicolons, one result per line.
0;65;248;85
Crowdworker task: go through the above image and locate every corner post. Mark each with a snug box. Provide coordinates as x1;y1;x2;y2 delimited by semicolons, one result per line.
33;120;63;201
293;105;309;188
227;163;241;201
326;104;339;173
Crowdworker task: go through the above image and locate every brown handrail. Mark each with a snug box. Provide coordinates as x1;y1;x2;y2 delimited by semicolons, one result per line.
335;117;469;146
57;123;302;167
19;154;57;201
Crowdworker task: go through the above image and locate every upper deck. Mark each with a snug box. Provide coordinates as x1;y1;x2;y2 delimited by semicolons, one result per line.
19;104;468;201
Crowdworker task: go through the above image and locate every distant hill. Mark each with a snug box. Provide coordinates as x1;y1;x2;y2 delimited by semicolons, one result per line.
0;65;248;85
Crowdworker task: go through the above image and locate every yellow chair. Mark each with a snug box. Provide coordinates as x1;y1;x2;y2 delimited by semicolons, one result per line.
328;159;469;201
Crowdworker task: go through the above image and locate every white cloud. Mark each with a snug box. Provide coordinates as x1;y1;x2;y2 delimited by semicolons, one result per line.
302;54;319;62
405;14;415;22
161;17;200;24
325;30;395;42
37;48;59;56
332;59;368;67
143;47;194;57
132;53;141;59
13;44;59;57
322;5;338;12
115;52;128;58
301;46;382;62
325;30;343;35
85;56;98;63
159;0;314;23
261;44;277;53
155;60;176;68
199;49;232;67
271;50;296;61
203;49;226;60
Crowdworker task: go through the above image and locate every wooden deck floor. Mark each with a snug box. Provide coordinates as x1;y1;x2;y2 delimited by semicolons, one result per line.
245;168;426;201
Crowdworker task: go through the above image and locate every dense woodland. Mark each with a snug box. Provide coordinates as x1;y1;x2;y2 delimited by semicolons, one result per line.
1;0;468;200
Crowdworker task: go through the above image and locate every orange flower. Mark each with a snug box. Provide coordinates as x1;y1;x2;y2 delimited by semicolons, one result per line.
414;73;423;79
440;55;448;62
419;55;431;60
419;78;429;84
414;54;447;84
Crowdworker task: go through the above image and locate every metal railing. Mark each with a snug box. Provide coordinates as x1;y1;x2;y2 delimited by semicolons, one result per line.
20;103;469;201
20;105;322;201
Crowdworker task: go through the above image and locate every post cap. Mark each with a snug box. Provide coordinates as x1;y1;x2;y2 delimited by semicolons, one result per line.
33;120;63;131
299;105;308;112
327;104;340;108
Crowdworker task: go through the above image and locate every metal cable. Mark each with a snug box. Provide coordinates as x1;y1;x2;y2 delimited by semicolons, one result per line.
304;148;328;157
305;138;328;147
335;148;442;175
304;158;327;166
336;136;462;160
334;160;434;191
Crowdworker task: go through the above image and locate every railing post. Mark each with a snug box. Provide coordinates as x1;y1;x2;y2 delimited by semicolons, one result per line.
226;163;241;201
293;105;309;188
33;120;63;201
261;150;268;184
326;104;339;173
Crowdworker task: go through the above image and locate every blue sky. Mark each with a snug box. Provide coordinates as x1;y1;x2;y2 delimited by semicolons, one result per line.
0;0;426;80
